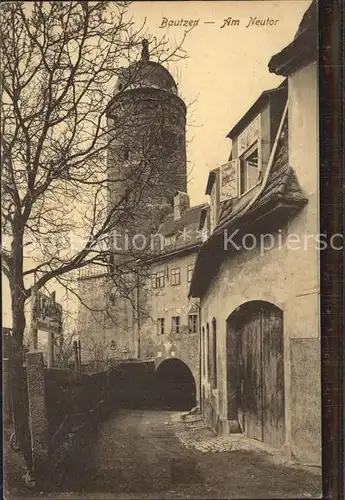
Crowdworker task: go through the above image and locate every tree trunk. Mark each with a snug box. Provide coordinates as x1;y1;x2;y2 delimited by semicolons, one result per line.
8;228;33;472
9;301;33;472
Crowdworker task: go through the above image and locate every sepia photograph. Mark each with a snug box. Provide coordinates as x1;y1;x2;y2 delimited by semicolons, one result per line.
1;0;335;498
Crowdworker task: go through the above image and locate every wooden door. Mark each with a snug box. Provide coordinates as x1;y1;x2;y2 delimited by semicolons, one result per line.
237;304;284;447
261;308;285;448
241;313;263;442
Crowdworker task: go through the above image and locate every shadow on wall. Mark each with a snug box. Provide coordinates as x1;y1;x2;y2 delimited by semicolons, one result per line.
155;358;196;411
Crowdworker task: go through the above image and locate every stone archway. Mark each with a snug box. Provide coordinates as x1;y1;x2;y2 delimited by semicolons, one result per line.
155;358;196;411
226;300;285;448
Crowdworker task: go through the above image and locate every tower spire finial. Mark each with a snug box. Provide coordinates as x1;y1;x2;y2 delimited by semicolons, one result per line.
141;39;149;62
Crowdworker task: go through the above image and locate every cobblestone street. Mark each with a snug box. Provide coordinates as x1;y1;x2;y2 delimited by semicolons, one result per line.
4;410;322;499
54;409;321;499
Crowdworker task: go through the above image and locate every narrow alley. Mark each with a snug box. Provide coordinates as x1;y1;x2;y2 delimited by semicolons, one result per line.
57;409;321;499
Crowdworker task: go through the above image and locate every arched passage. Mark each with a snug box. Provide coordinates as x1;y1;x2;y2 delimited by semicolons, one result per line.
226;300;285;448
155;358;196;411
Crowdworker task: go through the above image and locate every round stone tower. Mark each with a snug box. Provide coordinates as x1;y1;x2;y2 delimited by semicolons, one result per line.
106;40;187;234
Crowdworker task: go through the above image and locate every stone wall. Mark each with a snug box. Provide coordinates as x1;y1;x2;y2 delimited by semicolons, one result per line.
44;368;108;440
26;354;156;485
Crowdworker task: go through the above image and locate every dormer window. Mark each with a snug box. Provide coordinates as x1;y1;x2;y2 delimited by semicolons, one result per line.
239;142;261;195
123;147;130;161
237;114;262;196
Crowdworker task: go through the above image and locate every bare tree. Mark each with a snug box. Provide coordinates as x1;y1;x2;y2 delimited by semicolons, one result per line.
1;0;187;473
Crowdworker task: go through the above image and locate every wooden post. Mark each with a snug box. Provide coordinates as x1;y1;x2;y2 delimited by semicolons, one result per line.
31;284;38;350
77;340;81;373
47;331;54;369
73;341;79;372
136;264;141;358
47;292;56;368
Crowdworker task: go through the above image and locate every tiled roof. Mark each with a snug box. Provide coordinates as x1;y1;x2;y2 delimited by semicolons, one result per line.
152;202;208;255
213;115;307;235
159;203;207;236
268;1;317;76
294;0;317;40
189;113;308;298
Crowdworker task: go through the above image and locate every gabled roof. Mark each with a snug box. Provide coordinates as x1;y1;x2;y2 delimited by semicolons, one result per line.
150;203;208;258
268;1;317;76
215;115;306;235
227;82;287;139
159;203;207;237
189;113;307;298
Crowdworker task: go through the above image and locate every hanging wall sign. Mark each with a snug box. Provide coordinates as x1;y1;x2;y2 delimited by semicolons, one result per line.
35;291;62;333
220;159;239;202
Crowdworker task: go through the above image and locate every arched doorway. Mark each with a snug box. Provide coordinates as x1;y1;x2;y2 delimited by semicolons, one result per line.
226;301;285;448
156;358;196;411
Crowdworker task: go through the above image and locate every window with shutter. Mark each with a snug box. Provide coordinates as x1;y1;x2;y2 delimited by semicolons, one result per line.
239;142;262;195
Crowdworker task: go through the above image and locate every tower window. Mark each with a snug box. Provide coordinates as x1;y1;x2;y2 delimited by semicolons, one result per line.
123;147;130;161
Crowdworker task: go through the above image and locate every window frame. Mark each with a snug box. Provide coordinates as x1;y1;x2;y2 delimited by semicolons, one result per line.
157;317;165;335
156;271;165;288
188;313;198;334
151;271;165;289
165;234;176;247
170;267;181;286
151;273;157;289
187;264;194;283
123;146;130;161
238;141;262;197
172;316;180;334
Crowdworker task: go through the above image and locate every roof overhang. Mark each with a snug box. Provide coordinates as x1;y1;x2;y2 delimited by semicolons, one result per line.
142;242;202;266
268;29;317;77
205;171;216;195
268;1;317;77
189;196;307;298
226;86;286;139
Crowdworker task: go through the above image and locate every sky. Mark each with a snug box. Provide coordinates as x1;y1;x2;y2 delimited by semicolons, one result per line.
130;0;312;205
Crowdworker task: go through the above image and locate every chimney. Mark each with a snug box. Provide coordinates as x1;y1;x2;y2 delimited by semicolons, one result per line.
173;191;190;220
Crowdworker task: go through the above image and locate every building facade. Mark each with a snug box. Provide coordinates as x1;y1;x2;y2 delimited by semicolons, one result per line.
138;193;208;406
190;2;320;466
